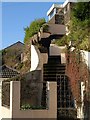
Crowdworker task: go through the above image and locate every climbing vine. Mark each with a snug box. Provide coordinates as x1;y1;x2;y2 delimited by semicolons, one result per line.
65;48;89;106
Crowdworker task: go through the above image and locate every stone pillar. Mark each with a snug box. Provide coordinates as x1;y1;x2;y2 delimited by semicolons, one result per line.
10;81;20;118
48;82;57;118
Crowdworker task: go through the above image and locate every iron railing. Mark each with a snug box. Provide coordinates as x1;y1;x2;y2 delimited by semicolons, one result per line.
56;74;76;118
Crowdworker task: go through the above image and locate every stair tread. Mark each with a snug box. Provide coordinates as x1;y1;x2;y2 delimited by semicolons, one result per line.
43;60;66;81
43;70;65;72
44;68;65;70
44;75;65;78
44;67;65;68
44;67;65;69
44;64;66;66
44;71;65;73
44;71;65;72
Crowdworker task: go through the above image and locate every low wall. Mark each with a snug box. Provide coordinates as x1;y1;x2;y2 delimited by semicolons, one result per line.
0;81;57;119
48;24;66;35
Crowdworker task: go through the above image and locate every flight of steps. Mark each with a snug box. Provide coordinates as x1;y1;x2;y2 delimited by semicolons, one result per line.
43;55;77;119
43;56;66;81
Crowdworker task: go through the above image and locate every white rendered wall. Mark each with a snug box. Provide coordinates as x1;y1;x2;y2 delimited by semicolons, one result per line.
70;48;90;69
80;82;85;119
30;45;39;71
81;50;90;69
77;82;85;119
30;45;48;71
0;107;10;119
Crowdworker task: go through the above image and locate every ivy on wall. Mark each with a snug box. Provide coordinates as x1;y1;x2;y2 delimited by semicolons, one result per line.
65;49;89;106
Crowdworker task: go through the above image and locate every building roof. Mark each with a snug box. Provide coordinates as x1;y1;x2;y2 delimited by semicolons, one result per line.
0;65;20;78
3;41;24;50
47;0;77;16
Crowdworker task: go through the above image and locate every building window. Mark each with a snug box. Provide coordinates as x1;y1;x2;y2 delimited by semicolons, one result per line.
49;9;55;20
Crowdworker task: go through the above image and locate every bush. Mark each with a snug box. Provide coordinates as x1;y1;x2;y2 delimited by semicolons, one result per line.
73;2;90;21
21;104;46;110
53;35;67;46
24;18;46;43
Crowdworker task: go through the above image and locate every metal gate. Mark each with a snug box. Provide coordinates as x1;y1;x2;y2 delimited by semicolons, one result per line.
56;74;77;119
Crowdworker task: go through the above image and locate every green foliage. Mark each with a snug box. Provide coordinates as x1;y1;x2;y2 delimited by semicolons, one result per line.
17;63;23;69
53;36;67;46
24;18;46;43
72;2;90;21
54;3;89;51
1;49;6;56
79;37;90;51
64;2;90;51
21;104;46;110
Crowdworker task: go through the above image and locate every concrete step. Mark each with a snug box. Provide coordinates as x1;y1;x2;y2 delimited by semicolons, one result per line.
43;72;65;77
43;70;65;73
43;63;66;67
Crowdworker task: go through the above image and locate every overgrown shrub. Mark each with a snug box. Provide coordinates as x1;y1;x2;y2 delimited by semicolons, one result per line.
24;18;46;43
